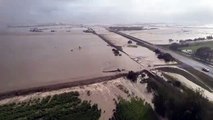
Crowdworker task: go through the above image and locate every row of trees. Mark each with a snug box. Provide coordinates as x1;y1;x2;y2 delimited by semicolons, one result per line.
154;49;175;62
170;35;213;44
169;42;213;62
0;92;101;120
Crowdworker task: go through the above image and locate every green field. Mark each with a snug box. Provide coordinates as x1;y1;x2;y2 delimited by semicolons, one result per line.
0;92;101;120
181;41;213;52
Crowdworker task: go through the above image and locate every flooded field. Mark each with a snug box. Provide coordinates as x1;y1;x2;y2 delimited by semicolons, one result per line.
122;26;213;45
93;27;171;67
0;77;153;120
0;27;140;92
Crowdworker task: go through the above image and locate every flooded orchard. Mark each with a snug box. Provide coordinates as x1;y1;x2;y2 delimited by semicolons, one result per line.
0;27;140;92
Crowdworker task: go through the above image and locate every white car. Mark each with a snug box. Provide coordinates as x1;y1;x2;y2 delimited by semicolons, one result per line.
202;68;210;72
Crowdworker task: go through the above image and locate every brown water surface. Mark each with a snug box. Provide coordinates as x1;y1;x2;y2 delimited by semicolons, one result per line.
0;27;140;92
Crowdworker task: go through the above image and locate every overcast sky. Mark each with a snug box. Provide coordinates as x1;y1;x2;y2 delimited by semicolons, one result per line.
0;0;213;26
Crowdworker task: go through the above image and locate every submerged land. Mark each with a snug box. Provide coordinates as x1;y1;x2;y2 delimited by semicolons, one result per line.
0;24;213;120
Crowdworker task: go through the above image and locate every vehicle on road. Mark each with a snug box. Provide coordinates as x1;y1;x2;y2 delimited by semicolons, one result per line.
202;68;210;72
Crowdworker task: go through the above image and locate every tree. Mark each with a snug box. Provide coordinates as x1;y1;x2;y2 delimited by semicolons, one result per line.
169;43;180;51
206;36;213;39
127;71;139;82
154;49;161;54
152;84;208;120
128;40;133;44
112;98;158;120
158;53;174;62
169;39;174;43
153;94;166;117
194;47;213;62
173;80;181;87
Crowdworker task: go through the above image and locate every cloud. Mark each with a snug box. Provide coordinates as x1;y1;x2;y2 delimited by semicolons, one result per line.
0;0;212;26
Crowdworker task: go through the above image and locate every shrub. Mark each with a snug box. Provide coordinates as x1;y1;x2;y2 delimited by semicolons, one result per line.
127;71;139;82
169;43;180;51
154;49;161;54
128;40;133;44
111;98;158;120
158;53;174;62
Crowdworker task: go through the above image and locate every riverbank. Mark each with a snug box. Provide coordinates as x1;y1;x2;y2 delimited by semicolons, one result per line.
0;73;126;100
0;76;154;120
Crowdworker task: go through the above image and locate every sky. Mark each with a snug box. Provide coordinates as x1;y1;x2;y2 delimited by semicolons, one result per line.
0;0;213;26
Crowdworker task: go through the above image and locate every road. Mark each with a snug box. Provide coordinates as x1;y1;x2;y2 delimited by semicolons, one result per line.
160;47;213;78
110;29;213;80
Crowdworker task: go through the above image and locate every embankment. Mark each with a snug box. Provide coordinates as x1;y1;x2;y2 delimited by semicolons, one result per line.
0;73;127;100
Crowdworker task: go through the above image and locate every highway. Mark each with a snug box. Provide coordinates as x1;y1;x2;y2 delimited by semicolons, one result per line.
109;29;213;80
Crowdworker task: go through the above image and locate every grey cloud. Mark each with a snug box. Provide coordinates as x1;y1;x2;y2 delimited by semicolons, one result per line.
0;0;212;27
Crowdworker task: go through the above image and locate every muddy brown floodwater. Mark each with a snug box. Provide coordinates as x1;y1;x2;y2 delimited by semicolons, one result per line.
122;26;213;45
93;27;172;67
0;27;140;93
